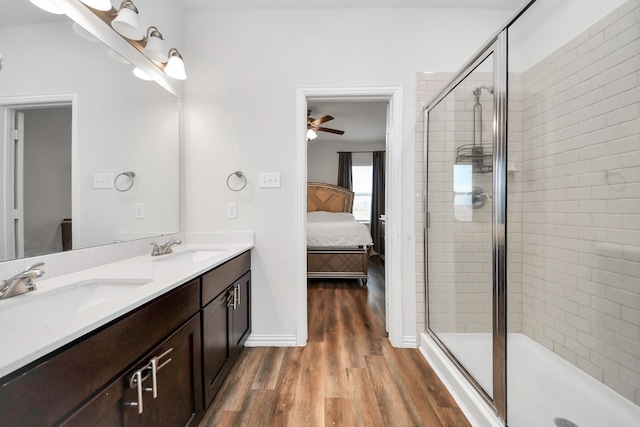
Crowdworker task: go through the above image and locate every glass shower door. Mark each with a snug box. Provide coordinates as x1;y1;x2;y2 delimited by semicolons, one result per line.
425;52;496;399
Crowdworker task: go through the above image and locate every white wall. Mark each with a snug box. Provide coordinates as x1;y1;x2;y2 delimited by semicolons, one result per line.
509;0;626;71
307;140;385;184
183;7;514;344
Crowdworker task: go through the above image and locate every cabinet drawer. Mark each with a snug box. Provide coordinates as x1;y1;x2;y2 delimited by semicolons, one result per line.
0;279;200;427
201;251;250;306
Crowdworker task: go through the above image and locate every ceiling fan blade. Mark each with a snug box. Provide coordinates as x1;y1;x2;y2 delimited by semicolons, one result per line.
316;126;345;135
311;115;334;126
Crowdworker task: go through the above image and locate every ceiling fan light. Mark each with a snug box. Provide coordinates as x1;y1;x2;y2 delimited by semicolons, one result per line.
307;129;318;141
111;0;144;40
29;0;64;14
164;48;187;80
80;0;113;11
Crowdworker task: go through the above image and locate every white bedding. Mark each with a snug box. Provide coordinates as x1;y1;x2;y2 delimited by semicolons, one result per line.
307;211;374;248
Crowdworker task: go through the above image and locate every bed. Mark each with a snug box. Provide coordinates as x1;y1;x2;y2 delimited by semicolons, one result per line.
307;182;373;287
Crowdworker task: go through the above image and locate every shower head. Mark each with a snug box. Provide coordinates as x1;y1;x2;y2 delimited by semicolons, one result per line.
473;85;494;97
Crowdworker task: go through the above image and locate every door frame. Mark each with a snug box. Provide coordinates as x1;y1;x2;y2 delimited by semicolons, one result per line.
296;85;403;347
0;94;78;260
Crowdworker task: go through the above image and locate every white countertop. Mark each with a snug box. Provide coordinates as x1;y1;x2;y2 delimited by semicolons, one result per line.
0;243;252;379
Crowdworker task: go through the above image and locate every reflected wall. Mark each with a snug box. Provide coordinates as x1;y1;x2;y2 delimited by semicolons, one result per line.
0;18;179;260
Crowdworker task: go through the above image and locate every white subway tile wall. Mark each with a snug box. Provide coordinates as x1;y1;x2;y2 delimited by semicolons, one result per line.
515;1;640;404
416;0;639;406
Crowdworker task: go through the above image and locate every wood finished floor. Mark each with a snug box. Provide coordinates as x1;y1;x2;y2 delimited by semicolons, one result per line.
198;260;470;427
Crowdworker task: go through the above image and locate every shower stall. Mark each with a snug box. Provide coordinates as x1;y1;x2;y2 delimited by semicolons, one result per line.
421;0;640;426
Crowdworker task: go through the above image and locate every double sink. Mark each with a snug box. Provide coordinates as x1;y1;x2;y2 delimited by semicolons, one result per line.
0;249;227;335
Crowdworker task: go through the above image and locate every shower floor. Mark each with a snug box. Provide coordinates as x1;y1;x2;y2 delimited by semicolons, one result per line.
427;332;640;427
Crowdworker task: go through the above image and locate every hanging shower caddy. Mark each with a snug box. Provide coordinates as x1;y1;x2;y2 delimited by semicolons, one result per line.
455;86;494;173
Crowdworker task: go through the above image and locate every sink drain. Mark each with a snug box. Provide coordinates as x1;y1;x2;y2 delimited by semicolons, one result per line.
554;417;578;427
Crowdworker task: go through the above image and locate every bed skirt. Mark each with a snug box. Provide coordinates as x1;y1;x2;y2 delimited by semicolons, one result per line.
307;247;368;287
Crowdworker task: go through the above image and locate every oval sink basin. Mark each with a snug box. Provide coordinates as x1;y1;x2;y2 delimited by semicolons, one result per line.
0;279;152;332
152;250;226;263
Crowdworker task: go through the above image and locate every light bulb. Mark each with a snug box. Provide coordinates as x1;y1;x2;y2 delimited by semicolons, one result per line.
164;49;187;80
29;0;64;14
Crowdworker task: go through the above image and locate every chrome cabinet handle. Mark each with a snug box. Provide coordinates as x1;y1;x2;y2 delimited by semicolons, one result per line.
127;369;146;414
226;290;234;308
148;348;173;399
235;284;241;307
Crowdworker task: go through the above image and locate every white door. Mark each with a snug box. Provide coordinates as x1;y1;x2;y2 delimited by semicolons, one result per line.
8;111;25;259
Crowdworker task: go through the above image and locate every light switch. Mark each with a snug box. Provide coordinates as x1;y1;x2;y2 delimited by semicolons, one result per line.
226;203;237;219
259;172;280;188
135;203;145;219
93;173;114;189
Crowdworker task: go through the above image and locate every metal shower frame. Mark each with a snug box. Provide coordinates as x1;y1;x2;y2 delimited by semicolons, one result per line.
422;1;539;423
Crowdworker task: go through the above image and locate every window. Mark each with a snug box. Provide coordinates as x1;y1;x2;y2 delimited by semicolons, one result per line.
351;165;373;222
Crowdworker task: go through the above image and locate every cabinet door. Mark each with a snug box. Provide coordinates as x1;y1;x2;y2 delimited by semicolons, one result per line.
61;315;203;427
141;314;203;427
202;290;231;407
230;271;251;361
59;378;140;427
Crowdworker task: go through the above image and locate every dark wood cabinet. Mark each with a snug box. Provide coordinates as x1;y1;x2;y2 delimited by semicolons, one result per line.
0;250;251;426
202;288;231;406
230;272;251;361
0;279;200;427
61;315;203;427
202;252;251;407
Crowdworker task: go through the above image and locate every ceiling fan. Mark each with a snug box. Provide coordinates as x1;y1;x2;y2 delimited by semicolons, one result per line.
307;110;345;141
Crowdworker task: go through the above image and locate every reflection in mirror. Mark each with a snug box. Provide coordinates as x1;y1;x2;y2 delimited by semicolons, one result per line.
0;2;180;262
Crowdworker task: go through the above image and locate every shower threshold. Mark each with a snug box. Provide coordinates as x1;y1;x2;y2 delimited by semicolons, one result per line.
420;332;640;427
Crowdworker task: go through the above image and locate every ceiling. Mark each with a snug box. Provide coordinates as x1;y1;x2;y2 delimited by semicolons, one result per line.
307;101;388;144
2;0;524;27
183;0;524;11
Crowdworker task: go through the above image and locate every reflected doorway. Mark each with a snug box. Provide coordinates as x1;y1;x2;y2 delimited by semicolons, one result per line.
2;103;72;260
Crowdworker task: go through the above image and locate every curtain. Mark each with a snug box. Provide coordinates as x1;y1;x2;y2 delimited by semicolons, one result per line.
370;151;385;256
337;152;352;190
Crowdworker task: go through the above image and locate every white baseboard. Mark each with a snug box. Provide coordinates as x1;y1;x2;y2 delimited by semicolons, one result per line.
244;334;300;347
402;335;418;348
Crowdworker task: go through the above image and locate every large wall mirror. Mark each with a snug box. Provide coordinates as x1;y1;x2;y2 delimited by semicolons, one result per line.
0;1;180;262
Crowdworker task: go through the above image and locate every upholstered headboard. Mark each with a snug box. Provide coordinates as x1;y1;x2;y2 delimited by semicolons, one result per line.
307;182;354;213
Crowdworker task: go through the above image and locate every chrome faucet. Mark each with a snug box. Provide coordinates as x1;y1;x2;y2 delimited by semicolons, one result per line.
150;239;182;256
0;262;45;300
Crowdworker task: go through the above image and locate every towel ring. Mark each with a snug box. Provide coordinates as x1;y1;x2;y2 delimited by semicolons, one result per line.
115;171;136;192
226;171;247;192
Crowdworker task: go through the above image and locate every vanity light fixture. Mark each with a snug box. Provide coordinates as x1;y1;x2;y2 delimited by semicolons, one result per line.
79;0;113;11
111;0;144;41
133;67;153;81
307;129;318;141
29;0;64;14
142;27;167;62
72;22;99;42
164;48;187;80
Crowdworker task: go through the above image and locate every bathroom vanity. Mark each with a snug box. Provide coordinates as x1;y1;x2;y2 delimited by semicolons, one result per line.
0;246;251;426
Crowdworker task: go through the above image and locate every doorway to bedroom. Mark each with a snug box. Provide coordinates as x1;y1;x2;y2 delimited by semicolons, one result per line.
306;99;389;332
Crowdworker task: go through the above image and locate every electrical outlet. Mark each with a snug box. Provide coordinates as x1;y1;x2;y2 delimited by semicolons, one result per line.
259;172;281;188
226;203;237;219
135;203;145;219
93;173;114;189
